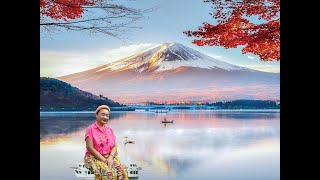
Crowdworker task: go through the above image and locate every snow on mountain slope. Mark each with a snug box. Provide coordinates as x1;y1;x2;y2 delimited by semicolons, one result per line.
58;42;279;103
96;43;249;73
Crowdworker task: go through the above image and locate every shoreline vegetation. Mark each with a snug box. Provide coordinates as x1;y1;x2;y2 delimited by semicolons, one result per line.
40;106;135;112
40;100;280;112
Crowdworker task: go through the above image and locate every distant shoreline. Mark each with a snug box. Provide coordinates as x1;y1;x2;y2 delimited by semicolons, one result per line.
40;109;280;113
40;106;135;112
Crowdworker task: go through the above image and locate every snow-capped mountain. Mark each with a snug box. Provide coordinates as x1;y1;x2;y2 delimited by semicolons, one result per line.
58;43;279;103
96;42;248;73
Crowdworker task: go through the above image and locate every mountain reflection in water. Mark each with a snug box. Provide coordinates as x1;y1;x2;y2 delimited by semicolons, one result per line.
40;110;280;180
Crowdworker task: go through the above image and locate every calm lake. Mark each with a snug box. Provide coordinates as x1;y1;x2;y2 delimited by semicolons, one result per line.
40;110;280;180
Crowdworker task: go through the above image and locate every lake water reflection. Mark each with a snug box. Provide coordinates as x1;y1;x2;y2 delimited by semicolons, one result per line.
40;110;280;180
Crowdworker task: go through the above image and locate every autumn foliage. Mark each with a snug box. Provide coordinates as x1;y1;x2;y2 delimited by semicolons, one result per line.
40;0;96;21
184;0;280;61
40;0;152;38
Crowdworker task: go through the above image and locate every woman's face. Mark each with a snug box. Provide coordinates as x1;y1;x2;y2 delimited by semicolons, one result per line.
96;109;110;126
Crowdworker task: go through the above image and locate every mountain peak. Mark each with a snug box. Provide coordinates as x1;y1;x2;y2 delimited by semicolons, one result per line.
162;42;181;46
158;42;187;50
58;43;279;104
95;42;248;73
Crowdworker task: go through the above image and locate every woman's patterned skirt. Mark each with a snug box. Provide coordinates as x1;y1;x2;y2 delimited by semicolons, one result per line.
84;155;129;180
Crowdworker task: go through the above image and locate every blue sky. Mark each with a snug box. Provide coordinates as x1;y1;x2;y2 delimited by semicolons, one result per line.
40;0;280;77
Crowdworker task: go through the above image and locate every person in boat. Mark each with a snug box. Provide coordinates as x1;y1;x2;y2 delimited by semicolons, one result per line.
84;105;128;180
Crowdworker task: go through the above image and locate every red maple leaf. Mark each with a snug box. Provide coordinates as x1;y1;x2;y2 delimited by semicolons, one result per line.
184;0;280;61
40;0;96;21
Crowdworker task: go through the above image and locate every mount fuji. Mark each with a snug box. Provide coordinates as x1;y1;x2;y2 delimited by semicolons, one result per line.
58;43;279;104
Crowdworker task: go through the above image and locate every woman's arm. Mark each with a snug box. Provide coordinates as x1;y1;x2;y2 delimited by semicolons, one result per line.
109;143;118;157
86;138;107;162
103;144;118;159
105;143;117;168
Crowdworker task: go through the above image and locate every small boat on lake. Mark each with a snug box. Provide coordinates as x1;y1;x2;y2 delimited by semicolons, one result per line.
161;117;174;123
161;120;174;123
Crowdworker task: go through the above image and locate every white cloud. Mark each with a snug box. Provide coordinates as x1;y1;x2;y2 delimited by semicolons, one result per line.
247;56;255;60
101;43;156;60
244;65;280;73
40;43;156;77
206;53;223;60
